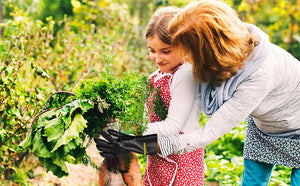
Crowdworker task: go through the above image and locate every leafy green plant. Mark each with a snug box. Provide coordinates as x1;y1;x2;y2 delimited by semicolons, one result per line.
19;61;149;177
74;62;149;136
1;1;153;182
19;95;94;177
204;121;245;185
147;84;168;121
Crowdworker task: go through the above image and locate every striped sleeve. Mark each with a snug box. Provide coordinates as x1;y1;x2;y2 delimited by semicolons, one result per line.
158;133;200;156
158;137;174;157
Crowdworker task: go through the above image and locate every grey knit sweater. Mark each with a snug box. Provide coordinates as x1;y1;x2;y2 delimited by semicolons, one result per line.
159;33;300;157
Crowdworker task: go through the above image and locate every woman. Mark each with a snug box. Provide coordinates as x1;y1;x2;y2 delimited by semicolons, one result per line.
158;1;300;185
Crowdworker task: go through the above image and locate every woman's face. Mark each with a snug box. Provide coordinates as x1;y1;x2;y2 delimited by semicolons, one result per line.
147;35;182;73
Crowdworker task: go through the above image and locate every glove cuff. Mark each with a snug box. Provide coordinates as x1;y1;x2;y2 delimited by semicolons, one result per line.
144;134;158;155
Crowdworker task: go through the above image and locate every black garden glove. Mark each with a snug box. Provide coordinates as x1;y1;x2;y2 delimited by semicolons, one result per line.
94;130;157;158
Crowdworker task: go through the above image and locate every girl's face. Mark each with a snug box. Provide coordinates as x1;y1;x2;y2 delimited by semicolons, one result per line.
147;35;182;73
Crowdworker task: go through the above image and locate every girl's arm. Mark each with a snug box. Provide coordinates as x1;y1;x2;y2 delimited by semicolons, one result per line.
144;63;200;138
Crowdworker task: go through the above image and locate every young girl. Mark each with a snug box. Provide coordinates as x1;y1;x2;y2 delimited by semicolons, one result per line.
142;7;205;186
94;6;205;186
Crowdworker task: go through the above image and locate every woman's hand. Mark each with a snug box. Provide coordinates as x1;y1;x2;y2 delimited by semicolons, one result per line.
94;130;158;158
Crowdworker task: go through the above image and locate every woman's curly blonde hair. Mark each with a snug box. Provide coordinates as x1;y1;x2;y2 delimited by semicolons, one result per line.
168;0;258;87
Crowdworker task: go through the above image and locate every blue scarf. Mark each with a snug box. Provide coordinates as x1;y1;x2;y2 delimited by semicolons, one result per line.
201;24;271;117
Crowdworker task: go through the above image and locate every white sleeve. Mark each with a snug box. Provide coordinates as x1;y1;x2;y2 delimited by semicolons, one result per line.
143;64;199;138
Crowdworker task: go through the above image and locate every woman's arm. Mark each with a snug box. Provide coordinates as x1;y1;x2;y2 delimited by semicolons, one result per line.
159;59;276;156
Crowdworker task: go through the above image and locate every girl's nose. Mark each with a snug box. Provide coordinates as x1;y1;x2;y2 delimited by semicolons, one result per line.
155;54;163;63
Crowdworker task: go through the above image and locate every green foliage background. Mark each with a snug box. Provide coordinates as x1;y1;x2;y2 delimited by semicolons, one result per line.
0;0;299;185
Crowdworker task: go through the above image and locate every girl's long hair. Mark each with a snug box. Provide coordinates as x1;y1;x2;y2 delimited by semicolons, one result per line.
168;0;258;87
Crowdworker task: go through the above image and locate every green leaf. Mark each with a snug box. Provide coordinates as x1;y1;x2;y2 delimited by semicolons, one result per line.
52;155;68;174
42;92;76;111
35;109;58;129
43;117;64;142
0;129;6;143
39;157;68;178
35;66;50;78
62;137;81;155
71;146;86;163
19;133;33;150
51;113;87;152
32;129;51;158
61;99;94;129
65;154;76;164
76;99;95;113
